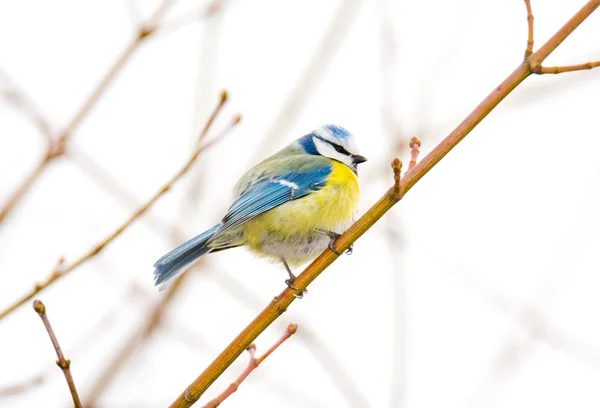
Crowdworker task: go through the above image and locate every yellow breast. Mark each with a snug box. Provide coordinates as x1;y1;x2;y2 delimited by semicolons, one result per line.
242;161;360;264
309;160;360;230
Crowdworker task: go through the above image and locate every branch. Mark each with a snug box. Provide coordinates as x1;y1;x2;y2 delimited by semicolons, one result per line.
0;92;239;322
33;300;83;408
202;324;298;408
167;2;600;407
524;0;534;57
0;0;178;226
536;61;600;74
526;0;600;73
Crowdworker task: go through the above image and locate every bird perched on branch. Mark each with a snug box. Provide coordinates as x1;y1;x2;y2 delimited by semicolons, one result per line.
153;124;367;297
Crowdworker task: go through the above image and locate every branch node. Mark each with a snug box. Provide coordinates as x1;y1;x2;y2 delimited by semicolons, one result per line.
56;359;71;369
184;386;197;403
138;25;155;39
529;59;542;74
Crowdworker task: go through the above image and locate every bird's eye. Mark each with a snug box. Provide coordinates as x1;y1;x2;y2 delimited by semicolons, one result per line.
333;144;348;154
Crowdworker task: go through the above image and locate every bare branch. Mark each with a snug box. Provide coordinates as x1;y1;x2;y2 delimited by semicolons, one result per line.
33;300;83;408
0;0;179;226
536;61;600;74
0;93;239;322
252;0;360;162
0;68;54;142
156;0;230;35
84;267;197;407
201;324;298;408
524;0;534;57
0;374;45;398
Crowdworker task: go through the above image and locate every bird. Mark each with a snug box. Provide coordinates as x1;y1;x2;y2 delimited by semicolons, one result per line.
153;124;367;296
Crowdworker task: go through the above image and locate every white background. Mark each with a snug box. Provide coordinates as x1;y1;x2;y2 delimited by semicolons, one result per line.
1;0;600;407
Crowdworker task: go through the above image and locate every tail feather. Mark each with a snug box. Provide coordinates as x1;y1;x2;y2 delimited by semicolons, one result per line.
153;224;220;290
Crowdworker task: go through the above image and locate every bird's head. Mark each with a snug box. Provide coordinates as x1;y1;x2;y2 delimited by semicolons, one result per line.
298;124;367;173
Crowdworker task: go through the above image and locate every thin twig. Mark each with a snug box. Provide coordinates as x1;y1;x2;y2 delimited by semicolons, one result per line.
202;324;298;408
156;0;229;35
524;0;534;57
80;19;226;403
0;374;45;398
68;147;173;238
252;0;360;162
32;300;83;408
408;137;421;172
84;267;196;407
0;68;54;141
536;61;600;74
0;93;239;322
167;2;600;406
0;0;178;226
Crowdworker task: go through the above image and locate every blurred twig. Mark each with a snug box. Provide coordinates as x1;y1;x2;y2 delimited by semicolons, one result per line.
253;0;361;161
168;2;600;406
156;0;229;35
0;68;54;141
33;300;83;408
204;266;372;407
68;121;368;407
68;147;173;238
0;0;178;227
0;374;45;398
84;268;196;408
201;324;298;408
0;92;239;321
85;12;230;402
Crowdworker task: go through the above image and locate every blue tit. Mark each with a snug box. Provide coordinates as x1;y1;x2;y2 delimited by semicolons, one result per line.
153;124;367;295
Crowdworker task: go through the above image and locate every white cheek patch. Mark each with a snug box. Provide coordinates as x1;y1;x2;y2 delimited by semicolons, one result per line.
312;137;353;168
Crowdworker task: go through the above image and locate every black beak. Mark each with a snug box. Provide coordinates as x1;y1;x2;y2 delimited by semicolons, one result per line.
352;154;367;164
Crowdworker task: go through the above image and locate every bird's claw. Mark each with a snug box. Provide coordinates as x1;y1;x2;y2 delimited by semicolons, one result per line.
285;278;307;299
328;239;343;255
319;230;350;256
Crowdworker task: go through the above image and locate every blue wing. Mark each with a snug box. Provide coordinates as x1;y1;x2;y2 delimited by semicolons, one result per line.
209;165;332;239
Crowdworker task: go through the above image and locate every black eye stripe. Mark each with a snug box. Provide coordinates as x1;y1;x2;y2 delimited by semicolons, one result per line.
334;144;351;155
314;135;351;156
330;142;350;155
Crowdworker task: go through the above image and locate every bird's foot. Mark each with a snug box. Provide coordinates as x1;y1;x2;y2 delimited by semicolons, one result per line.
281;256;307;299
285;278;307;299
316;230;353;255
